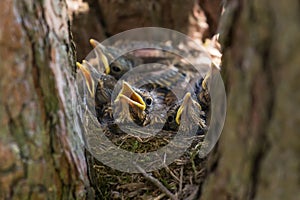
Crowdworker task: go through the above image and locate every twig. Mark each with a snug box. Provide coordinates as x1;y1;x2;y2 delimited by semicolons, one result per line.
163;164;180;182
186;186;199;200
179;166;183;193
153;193;166;200
135;163;178;200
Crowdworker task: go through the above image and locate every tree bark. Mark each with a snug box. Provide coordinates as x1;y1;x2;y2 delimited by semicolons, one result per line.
201;0;300;199
0;0;91;199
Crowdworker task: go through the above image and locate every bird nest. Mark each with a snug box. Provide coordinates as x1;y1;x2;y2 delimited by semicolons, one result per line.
89;129;208;200
77;37;222;199
85;108;210;200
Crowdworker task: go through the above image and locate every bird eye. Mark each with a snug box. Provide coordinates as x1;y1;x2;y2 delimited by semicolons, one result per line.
167;115;174;123
111;65;121;73
145;97;153;106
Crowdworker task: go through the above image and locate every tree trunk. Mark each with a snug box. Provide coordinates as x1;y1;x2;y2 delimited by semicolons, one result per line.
201;0;300;199
0;0;91;199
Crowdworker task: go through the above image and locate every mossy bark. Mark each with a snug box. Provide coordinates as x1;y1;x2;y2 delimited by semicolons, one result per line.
201;0;300;199
0;0;91;199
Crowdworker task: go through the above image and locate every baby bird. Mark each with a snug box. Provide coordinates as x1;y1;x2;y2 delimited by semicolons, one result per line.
76;60;117;126
89;39;141;80
164;92;207;135
113;81;167;128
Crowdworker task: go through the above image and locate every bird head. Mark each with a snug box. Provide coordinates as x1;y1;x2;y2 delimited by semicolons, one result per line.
90;39;135;80
76;61;97;98
175;92;206;131
114;81;147;125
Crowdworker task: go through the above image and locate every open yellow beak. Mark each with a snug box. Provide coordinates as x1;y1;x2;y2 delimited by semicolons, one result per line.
76;61;95;97
115;81;146;111
202;62;219;90
175;92;202;124
89;39;110;75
